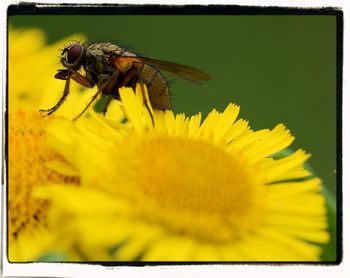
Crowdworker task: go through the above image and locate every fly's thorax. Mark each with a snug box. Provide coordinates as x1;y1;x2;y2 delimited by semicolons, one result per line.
83;43;118;76
83;42;138;89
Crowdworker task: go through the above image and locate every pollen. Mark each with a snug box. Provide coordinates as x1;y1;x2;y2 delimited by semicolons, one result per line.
8;111;79;244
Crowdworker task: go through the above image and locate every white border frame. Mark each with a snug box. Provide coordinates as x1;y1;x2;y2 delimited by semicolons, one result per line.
1;1;348;277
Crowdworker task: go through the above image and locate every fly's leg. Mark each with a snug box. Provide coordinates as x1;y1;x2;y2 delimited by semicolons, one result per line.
102;96;114;116
101;72;119;115
73;70;120;121
39;73;71;116
130;65;153;117
102;67;139;116
120;67;138;88
70;69;94;88
139;78;155;126
40;69;94;116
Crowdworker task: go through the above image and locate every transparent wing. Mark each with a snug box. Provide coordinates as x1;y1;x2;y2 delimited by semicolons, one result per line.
117;56;211;84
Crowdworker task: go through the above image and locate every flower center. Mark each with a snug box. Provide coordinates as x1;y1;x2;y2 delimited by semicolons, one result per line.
124;135;266;242
8;111;79;242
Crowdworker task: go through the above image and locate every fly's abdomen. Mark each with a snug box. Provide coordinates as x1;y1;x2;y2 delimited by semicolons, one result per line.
135;64;171;110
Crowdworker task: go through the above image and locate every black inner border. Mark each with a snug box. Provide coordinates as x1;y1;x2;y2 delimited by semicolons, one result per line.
5;3;343;267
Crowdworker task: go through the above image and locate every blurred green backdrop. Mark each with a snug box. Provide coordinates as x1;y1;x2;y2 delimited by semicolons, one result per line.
9;14;337;260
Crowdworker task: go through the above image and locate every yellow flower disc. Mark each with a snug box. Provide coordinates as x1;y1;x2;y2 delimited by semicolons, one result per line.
8;111;79;261
115;134;264;243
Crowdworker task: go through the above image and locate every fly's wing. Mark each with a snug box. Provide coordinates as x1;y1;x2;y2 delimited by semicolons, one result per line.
117;56;211;84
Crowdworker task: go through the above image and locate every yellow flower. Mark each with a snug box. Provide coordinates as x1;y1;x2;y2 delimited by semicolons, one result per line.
8;111;80;261
7;27;125;261
36;84;329;261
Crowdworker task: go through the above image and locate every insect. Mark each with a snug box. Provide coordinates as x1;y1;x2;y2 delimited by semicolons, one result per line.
40;42;211;120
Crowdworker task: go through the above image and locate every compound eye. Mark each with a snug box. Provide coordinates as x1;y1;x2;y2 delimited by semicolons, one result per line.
66;43;83;64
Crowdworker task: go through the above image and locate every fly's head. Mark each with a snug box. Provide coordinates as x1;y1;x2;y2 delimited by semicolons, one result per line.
60;42;85;70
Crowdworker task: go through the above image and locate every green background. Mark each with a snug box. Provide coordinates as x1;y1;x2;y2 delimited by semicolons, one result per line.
9;15;337;261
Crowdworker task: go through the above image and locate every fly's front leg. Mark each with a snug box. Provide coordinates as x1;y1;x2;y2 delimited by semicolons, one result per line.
39;72;72;116
70;69;94;88
39;69;94;116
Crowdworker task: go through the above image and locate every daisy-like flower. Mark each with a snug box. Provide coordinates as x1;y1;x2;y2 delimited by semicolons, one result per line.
7;27;124;261
36;84;329;261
